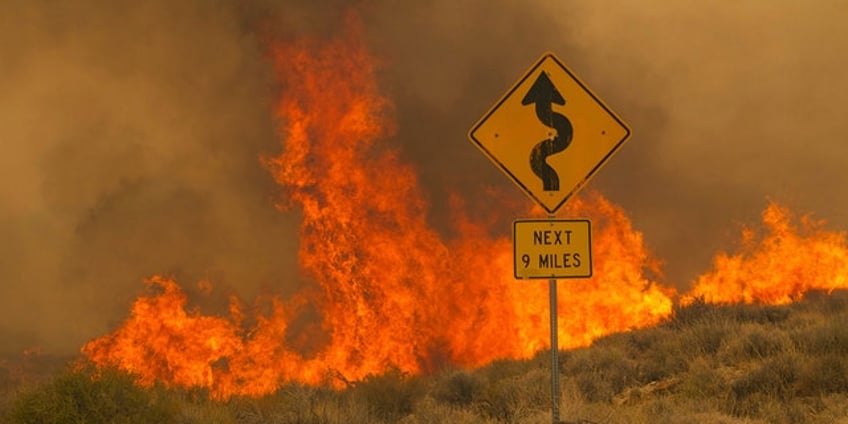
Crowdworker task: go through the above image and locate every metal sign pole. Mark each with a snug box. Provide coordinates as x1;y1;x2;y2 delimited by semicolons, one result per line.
548;215;560;423
550;276;560;422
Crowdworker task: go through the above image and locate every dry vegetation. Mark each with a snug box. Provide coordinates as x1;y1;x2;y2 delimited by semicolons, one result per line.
5;291;848;424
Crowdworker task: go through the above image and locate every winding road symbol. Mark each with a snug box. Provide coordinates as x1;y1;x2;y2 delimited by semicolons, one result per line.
522;71;572;191
468;52;631;214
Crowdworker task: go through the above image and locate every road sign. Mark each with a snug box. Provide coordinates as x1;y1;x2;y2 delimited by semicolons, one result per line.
513;219;592;279
469;53;631;214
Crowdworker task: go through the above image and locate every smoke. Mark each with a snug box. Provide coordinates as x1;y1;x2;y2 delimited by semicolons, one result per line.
2;0;847;354
563;1;848;284
369;0;848;284
0;0;299;354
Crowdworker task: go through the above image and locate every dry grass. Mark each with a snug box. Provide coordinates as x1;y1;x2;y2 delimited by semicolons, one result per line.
5;290;848;423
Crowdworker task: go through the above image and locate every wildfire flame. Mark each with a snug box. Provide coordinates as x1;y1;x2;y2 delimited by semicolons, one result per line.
81;16;671;399
683;202;848;305
80;14;848;400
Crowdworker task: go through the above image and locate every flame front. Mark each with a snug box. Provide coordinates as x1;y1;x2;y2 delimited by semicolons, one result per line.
84;14;848;400
683;202;848;305
82;17;672;399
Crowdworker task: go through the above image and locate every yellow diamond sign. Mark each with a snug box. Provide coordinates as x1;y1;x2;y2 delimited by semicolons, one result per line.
469;52;631;214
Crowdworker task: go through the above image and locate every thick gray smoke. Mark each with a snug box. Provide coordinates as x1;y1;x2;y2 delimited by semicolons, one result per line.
1;0;847;354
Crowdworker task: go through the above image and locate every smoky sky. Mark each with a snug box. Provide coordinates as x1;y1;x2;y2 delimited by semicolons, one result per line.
2;0;848;355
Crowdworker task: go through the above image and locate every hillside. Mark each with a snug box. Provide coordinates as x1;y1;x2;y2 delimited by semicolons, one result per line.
4;291;848;423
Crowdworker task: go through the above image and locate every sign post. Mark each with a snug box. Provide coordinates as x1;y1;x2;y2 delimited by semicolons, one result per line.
514;217;591;421
469;52;631;423
549;269;559;420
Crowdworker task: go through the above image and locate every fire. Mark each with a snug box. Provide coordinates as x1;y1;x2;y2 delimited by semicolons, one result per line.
683;202;848;305
81;14;672;399
82;11;848;401
83;277;242;389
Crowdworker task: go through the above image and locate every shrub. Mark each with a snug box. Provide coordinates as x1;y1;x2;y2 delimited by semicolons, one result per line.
473;374;535;423
7;365;177;424
680;322;730;357
350;368;423;422
678;357;727;400
798;289;848;315
792;316;848;356
593;325;688;381
400;396;479;424
244;384;332;424
796;353;848;396
617;326;676;356
720;324;791;363
472;358;551;422
432;370;482;407
669;297;715;329
728;303;790;325
729;353;800;417
565;347;639;402
671;299;790;329
475;358;529;384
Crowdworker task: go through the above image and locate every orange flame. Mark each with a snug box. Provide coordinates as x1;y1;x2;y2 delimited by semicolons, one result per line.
683;202;848;305
81;15;672;399
84;11;848;398
84;12;848;400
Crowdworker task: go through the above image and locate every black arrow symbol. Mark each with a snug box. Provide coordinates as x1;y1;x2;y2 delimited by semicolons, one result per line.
522;71;573;191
